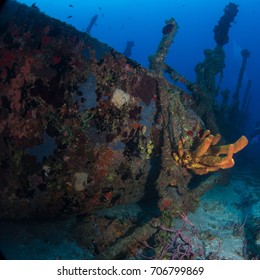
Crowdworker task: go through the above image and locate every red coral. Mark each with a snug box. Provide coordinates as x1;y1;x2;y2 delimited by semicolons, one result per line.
51;55;61;65
21;57;33;75
0;49;15;67
159;198;172;211
186;130;194;137
96;149;115;177
133;73;157;106
41;35;50;46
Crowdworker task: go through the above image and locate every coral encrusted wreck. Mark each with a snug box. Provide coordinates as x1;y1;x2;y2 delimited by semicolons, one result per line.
0;1;248;259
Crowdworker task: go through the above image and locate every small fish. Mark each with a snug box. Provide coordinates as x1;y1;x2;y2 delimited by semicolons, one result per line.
67;15;73;19
102;14;104;18
69;4;73;8
99;7;102;10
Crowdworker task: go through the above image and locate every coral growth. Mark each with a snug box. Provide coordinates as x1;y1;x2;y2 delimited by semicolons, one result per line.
149;17;178;74
111;88;130;109
214;2;239;46
162;23;175;35
173;130;248;175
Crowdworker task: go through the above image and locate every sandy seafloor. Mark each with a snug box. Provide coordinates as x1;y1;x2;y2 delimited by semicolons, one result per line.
0;158;259;260
189;166;260;260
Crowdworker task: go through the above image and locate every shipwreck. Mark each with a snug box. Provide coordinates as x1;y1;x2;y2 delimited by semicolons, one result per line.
0;1;249;259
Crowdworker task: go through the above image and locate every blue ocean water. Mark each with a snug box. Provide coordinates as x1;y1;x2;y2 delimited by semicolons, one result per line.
0;0;260;260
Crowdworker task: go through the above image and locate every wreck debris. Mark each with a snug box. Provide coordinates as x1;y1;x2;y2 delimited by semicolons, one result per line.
86;14;99;34
149;17;178;74
214;2;239;46
230;49;251;126
240;79;252;127
195;46;225;97
220;89;230;116
96;219;159;259
192;3;239;133
123;40;135;58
